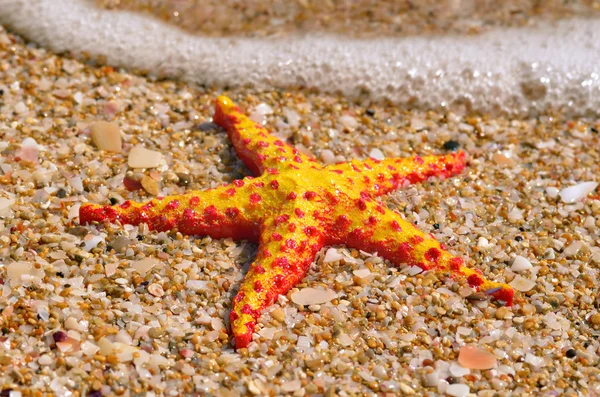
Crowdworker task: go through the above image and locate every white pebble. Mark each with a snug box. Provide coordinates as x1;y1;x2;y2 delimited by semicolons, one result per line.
545;187;559;199
447;384;470;397
128;146;164;168
477;237;490;249
6;261;32;285
524;353;545;367
563;241;582;257
323;248;343;263
148;283;165;297
353;268;371;279
320;149;336;164
339;115;358;130
38;354;53;366
511;255;532;272
449;362;470;377
132;258;157;275
509;275;536;292
0;197;15;218
559;181;598;203
14;101;27;114
280;379;301;393
369;148;385;160
283;107;300;127
291;287;337;306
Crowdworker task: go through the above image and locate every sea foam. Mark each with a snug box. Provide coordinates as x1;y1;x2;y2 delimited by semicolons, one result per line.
0;0;599;116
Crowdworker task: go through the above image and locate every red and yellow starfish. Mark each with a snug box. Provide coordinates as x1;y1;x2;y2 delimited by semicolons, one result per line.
80;96;514;348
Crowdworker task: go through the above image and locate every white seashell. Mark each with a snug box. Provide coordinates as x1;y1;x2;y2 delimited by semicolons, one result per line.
511;255;532;272
291;287;337;306
559;181;598;203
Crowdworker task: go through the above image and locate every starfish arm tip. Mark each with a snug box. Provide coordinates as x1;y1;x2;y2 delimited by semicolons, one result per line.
487;285;515;306
79;203;117;225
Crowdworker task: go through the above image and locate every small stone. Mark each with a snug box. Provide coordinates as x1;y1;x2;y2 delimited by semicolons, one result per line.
280;379;301;393
511;255;532;272
339;115;358;130
38;354;53;366
458;345;497;369
369;148;385;160
112;236;130;253
148;283;164;297
559;181;598;203
176;173;192;187
509;275;536;292
291;287;337;306
492;152;516;166
495;306;510;319
271;308;285;323
141;175;160;196
398;383;415;395
6;262;32;285
128;147;163;168
148;327;166;339
98;337;114;355
447;384;470;397
123;176;143;191
521;303;536;316
132;258;157;275
0;197;15;218
449;362;470;377
90;121;122;152
565;349;577;358
443;140;460;151
323;248;343;263
14;101;27;114
589;313;600;325
524;353;544;367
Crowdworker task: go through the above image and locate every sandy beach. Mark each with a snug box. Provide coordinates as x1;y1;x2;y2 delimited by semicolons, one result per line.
0;2;600;396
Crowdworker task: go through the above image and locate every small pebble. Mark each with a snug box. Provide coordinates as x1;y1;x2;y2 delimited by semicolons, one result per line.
132;258;157;274
447;384;470;397
90;121;122;152
509;276;536;292
559;181;598;203
292;288;337;306
141;175;160;196
148;283;165;297
128;146;164;168
176;172;192;186
511;255;532;271
458;346;497;369
442;140;460;151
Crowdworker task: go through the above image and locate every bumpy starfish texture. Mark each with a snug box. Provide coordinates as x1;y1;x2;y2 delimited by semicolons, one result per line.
80;96;515;349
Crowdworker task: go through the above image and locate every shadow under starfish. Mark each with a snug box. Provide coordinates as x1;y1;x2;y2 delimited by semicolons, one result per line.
80;96;515;349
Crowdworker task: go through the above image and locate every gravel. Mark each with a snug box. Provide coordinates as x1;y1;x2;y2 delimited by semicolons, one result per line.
0;23;599;396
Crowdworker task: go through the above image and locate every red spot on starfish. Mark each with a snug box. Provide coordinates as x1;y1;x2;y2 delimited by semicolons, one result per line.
304;191;317;200
249;193;262;204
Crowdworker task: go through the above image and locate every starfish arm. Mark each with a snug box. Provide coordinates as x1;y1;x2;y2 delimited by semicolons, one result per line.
79;180;263;241
213;96;315;176
230;223;324;348
327;198;514;305
325;151;466;197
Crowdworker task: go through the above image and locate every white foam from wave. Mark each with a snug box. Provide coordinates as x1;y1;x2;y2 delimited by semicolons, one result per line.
1;0;599;116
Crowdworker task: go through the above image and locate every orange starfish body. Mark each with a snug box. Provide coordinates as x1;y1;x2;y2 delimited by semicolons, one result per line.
80;96;514;348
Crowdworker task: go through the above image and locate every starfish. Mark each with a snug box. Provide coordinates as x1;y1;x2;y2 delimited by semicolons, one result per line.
80;96;515;349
